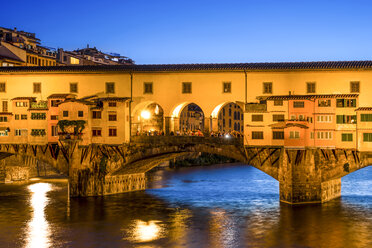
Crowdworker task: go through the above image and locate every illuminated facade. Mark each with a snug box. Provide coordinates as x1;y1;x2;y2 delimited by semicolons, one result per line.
0;61;371;150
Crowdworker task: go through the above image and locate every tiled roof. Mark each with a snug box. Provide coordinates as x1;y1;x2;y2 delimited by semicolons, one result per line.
47;93;76;99
11;97;36;101
355;107;372;111
1;60;372;72
261;94;359;100
98;97;130;102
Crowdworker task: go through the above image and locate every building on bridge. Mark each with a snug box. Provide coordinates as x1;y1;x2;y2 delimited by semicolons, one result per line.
244;94;367;150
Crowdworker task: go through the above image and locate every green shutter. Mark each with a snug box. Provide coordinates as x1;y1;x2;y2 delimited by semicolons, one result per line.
336;115;344;124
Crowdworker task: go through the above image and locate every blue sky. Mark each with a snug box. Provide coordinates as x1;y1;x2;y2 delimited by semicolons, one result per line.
2;0;372;64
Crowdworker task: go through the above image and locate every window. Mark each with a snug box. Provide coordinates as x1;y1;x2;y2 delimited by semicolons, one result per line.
336;99;357;108
336;115;357;124
92;129;102;137
78;111;84;117
21;114;27;120
15;129;21;136
317;115;333;123
363;133;372;142
16;101;28;107
310;132;314;139
51;115;58;120
263;82;272;94
318;100;331;107
223;82;231;93
70;82;78;93
63;111;68;117
106;82;115;94
317;131;333;140
307;82;316;93
51;100;61;107
33;82;41;93
109;127;117;137
0;116;8;122
0;82;5;92
182;82;192;94
273;131;284;140
289;131;300;139
51;126;58;136
273;114;285;122
108;112;117;121
290;115;296;120
298;115;305;120
92;111;102;119
274;100;283;106
252;131;264;139
2;101;7;112
361;114;372;122
108;102;117;107
342;133;353;142
15;114;19;120
350;81;360;93
31;113;46;120
293;101;304;108
143;82;153;94
251;114;263;122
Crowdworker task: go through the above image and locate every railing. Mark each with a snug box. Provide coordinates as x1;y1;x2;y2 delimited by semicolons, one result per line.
131;135;243;146
30;101;48;109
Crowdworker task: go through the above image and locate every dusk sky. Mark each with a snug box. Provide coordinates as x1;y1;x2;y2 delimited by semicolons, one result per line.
2;0;372;64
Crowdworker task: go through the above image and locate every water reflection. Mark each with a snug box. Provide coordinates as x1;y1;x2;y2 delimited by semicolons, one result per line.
126;220;164;243
26;183;51;248
0;165;370;247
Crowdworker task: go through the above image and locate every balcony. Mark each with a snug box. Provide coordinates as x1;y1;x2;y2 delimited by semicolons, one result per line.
30;101;48;110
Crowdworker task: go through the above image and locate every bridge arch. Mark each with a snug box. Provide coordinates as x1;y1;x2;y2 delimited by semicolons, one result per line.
132;101;164;135
169;102;205;134
210;102;244;134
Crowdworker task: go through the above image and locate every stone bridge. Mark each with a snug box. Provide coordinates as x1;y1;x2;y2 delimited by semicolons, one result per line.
0;137;371;204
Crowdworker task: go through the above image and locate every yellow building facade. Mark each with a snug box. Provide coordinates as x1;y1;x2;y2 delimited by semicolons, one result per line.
0;62;371;150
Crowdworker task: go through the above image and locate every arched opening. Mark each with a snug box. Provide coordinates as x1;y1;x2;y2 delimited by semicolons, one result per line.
170;102;205;134
211;102;244;134
132;101;164;135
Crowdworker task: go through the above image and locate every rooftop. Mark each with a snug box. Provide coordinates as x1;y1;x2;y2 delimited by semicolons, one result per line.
1;60;372;73
260;94;359;101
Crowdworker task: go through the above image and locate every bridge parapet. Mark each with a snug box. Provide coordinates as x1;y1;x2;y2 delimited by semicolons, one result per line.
131;135;243;146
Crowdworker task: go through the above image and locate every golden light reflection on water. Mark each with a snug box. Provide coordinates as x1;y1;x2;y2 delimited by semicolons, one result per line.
125;220;164;243
25;183;51;248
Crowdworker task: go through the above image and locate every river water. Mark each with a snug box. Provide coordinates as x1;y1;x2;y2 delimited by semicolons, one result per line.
0;164;371;248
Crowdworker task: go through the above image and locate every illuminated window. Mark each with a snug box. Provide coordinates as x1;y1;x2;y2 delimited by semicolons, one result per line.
33;82;41;93
307;82;316;93
350;81;360;93
70;82;78;93
182;82;192;94
70;57;79;64
106;82;115;94
144;82;153;94
223;82;231;93
263;82;272;94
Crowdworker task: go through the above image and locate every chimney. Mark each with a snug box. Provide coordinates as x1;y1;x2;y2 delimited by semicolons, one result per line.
289;91;291;95
14;27;17;32
87;44;89;48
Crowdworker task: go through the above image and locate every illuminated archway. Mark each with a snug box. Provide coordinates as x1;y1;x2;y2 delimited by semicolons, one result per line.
170;102;205;134
132;101;164;135
211;102;244;133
